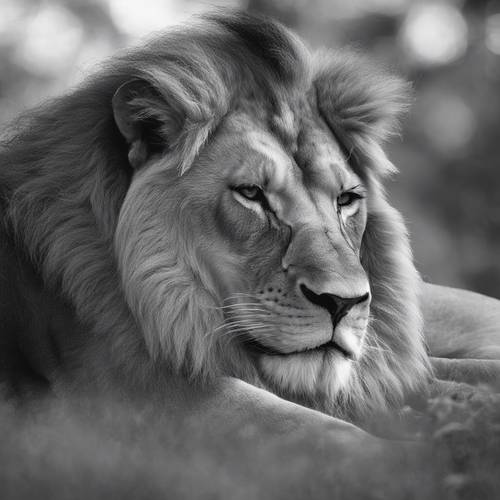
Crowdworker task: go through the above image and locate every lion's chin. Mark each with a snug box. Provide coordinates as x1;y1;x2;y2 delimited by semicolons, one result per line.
258;349;353;399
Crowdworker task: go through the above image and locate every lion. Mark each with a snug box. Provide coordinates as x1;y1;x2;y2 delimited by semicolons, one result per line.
0;11;499;446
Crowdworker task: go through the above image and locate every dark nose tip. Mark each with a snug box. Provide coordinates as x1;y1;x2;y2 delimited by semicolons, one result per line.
300;284;369;326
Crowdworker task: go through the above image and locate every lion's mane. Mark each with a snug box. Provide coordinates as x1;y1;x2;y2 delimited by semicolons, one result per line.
0;12;429;416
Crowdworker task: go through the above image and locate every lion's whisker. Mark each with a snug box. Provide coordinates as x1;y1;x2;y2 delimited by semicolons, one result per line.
220;312;272;320
209;322;262;335
206;302;266;310
363;345;392;355
223;293;261;301
216;326;271;340
213;320;268;332
365;336;392;353
216;320;272;333
222;308;271;313
215;306;271;314
221;325;270;334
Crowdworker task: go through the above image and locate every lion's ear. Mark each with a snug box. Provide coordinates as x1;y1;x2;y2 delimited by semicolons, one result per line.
112;79;181;169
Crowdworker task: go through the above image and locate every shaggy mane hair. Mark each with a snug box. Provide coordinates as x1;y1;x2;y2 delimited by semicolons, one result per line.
0;11;429;417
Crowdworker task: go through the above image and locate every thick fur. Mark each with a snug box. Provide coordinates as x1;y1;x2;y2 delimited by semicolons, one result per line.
0;12;429;418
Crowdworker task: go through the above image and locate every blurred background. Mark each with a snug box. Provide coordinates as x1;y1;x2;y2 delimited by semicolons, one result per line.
0;0;499;298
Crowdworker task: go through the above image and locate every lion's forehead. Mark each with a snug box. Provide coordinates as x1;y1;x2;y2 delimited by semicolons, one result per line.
233;99;355;197
245;130;292;188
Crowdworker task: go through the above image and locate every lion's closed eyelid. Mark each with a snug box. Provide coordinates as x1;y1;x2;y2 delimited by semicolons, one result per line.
343;182;366;195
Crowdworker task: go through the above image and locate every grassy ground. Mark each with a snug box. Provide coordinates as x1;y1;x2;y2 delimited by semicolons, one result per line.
0;390;499;500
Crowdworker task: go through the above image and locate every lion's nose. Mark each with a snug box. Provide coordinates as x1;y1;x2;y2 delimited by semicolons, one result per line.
299;284;370;326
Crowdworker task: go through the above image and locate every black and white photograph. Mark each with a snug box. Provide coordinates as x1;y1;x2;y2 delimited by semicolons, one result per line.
1;1;500;498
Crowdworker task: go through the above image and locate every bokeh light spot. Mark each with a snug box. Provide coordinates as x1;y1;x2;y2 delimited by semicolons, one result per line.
15;5;84;76
107;0;247;38
485;13;500;55
108;0;185;37
401;4;468;66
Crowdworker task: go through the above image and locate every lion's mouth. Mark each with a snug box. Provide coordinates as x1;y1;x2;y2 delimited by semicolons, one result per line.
244;337;354;360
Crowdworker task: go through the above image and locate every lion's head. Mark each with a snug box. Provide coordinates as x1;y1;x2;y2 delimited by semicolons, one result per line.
2;12;429;417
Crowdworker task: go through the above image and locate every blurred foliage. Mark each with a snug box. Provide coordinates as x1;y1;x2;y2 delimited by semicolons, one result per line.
1;0;499;297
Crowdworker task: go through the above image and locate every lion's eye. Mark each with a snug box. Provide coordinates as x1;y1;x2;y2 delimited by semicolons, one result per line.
234;185;265;202
337;191;363;208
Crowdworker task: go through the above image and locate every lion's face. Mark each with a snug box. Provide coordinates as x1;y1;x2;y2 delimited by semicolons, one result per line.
169;98;371;397
113;14;428;414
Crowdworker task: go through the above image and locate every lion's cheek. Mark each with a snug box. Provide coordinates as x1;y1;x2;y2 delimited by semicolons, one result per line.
195;243;246;299
258;351;353;399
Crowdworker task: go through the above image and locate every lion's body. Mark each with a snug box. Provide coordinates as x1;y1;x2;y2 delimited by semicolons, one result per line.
0;11;499;438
